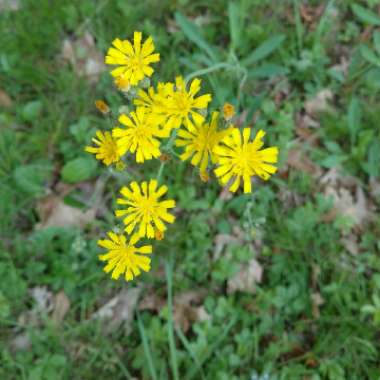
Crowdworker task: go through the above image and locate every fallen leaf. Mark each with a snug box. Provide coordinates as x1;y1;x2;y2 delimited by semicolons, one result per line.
304;89;333;116
324;185;371;227
52;291;70;324
0;0;19;11
10;333;31;352
92;287;141;333
341;235;359;256
0;89;12;107
311;292;324;318
30;286;54;314
287;148;322;177
61;31;105;83
227;258;263;294
36;195;95;229
214;234;240;261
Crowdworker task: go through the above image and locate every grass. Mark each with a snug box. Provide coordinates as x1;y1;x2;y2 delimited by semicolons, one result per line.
1;0;380;379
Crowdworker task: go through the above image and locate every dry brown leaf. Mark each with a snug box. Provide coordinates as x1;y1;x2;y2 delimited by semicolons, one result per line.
52;291;70;324
0;89;12;107
311;292;324;318
324;185;371;227
61;31;105;83
304;89;333;116
341;235;359;256
36;195;95;229
227;258;263;294
10;333;31;352
173;289;208;332
30;286;54;314
0;0;19;11
92;287;141;333
287;148;322;177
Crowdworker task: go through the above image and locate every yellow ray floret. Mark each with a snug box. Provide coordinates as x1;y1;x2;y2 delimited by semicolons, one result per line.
115;180;176;239
213;128;278;193
175;111;232;173
105;31;160;86
98;232;152;281
85;130;120;166
112;107;166;163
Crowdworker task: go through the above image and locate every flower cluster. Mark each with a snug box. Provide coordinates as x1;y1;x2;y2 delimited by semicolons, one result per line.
86;31;279;282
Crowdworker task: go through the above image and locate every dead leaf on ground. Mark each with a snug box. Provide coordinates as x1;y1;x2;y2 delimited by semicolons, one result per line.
304;89;333;117
61;31;105;83
311;292;324;318
0;0;19;11
52;290;70;324
10;333;31;352
286;148;322;177
300;4;325;27
227;258;263;294
324;185;372;227
92;287;141;333
0;89;12;107
36;195;95;229
173;289;210;332
30;286;54;314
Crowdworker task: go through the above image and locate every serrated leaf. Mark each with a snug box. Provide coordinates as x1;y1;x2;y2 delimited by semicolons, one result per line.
359;44;380;67
352;3;380;26
248;63;288;78
175;12;219;63
61;157;97;183
242;35;285;66
348;96;361;145
228;2;241;52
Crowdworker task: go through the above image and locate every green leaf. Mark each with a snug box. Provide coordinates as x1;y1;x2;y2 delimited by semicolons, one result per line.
21;100;43;122
228;2;241;52
374;30;380;56
351;3;380;26
248;63;288;78
13;163;52;196
347;96;361;145
61;157;97;183
242;35;285;66
175;12;219;63
359;44;380;67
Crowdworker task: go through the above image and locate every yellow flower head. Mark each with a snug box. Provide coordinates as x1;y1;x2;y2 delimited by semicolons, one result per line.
175;111;232;173
105;32;160;86
95;100;110;114
85;130;120;166
98;232;152;281
163;77;211;131
223;102;235;121
115;180;176;239
213;128;279;193
112;108;165;163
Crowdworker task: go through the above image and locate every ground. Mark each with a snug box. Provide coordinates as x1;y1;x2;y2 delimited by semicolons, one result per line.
1;0;380;379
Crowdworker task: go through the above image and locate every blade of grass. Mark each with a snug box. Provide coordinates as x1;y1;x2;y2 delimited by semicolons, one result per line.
175;326;207;380
165;258;179;380
137;313;158;380
185;317;238;380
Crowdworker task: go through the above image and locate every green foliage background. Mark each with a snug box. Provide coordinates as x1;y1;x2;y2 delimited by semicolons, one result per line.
1;0;380;379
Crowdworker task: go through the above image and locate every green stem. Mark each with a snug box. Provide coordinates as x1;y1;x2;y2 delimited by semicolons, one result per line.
165;257;179;380
156;129;177;183
185;62;232;84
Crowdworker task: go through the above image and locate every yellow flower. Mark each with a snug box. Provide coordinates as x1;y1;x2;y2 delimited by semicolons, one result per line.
85;130;120;166
95;100;110;114
98;232;152;281
213;128;278;193
163;76;212;131
115;180;176;239
105;32;160;86
175;112;231;172
112;107;165;163
223;102;235;121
